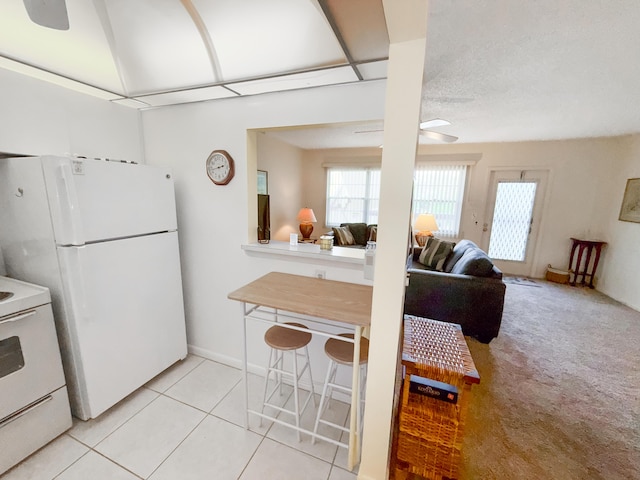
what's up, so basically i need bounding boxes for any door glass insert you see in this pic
[0,336,25,378]
[488,182,537,261]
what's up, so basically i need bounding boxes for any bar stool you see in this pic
[312,333,369,446]
[260,322,316,441]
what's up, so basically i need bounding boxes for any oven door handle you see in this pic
[0,310,36,325]
[0,394,53,429]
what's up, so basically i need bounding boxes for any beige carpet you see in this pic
[459,280,640,479]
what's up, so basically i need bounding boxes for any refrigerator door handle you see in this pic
[53,163,84,246]
[57,246,90,324]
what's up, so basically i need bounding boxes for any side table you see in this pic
[568,238,607,288]
[393,315,480,480]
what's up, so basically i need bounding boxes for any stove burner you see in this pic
[0,291,14,302]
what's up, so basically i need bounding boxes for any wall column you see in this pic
[359,1,429,478]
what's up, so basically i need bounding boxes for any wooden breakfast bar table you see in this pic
[227,272,372,470]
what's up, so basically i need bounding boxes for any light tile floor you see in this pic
[1,355,358,480]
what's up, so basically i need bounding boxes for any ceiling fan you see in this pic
[23,0,69,30]
[418,118,458,143]
[355,118,459,144]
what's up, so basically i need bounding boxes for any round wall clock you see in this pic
[206,150,235,185]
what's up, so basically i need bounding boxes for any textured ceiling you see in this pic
[2,1,640,146]
[268,0,640,147]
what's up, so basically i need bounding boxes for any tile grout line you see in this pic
[67,387,161,447]
[145,355,206,394]
[234,435,269,480]
[144,406,211,479]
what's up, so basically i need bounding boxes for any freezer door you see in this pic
[56,231,187,419]
[41,156,178,246]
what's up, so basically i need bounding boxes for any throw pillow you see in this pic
[443,239,477,273]
[341,222,367,246]
[332,226,355,246]
[450,248,494,277]
[418,237,455,271]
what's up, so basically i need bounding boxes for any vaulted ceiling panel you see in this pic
[99,0,215,96]
[191,0,347,82]
[0,0,387,106]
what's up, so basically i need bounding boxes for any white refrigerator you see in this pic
[0,156,188,420]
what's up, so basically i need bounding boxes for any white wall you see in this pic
[256,134,304,241]
[598,134,640,310]
[140,80,386,365]
[0,68,143,162]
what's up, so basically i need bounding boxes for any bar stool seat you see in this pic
[265,323,312,350]
[325,334,369,365]
[261,322,316,441]
[313,333,369,447]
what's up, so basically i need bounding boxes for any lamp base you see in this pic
[415,231,434,247]
[299,223,314,239]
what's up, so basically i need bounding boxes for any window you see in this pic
[326,168,380,225]
[326,164,466,237]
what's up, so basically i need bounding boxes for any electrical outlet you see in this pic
[315,270,326,279]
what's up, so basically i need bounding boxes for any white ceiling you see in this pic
[2,0,640,147]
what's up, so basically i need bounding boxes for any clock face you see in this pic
[206,150,235,185]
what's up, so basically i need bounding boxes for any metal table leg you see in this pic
[348,325,363,471]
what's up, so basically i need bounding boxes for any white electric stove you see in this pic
[0,276,72,474]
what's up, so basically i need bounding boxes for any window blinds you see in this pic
[412,164,466,238]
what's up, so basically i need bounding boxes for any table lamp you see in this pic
[414,213,439,246]
[297,207,317,239]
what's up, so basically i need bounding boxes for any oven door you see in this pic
[0,304,66,420]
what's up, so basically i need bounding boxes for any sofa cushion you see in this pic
[332,226,355,246]
[450,247,495,277]
[444,239,478,273]
[418,237,456,272]
[341,222,367,246]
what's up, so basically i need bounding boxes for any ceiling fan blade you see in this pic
[23,0,69,30]
[421,130,459,143]
[419,118,451,130]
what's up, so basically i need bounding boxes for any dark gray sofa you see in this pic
[404,239,506,343]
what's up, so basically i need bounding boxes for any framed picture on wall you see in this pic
[619,178,640,223]
[258,170,268,195]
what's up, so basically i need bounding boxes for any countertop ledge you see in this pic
[241,241,365,265]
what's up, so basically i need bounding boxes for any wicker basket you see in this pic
[546,265,570,284]
[394,315,480,480]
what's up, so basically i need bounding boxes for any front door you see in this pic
[481,170,548,276]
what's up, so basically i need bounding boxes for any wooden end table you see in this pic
[568,238,607,288]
